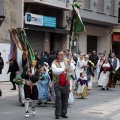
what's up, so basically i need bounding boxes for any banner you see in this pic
[72,3,86,33]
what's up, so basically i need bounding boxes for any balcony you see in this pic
[24,0,72,10]
[77,0,119,27]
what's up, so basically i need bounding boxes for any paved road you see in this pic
[0,82,120,120]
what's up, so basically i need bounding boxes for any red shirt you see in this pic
[58,73,69,86]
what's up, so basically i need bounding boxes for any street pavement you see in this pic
[0,81,120,120]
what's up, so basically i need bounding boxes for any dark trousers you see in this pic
[24,84,38,100]
[54,85,70,116]
[10,73,16,88]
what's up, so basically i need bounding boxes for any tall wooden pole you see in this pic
[69,10,75,59]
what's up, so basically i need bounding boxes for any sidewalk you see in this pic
[0,82,18,98]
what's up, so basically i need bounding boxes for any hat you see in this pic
[43,62,48,66]
[84,55,89,58]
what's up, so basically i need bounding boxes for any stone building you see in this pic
[71,0,119,57]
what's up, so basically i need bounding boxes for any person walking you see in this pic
[89,51,99,66]
[39,51,49,66]
[64,49,70,59]
[51,50,75,119]
[83,55,94,90]
[98,58,112,90]
[49,51,56,67]
[0,52,4,96]
[0,52,4,74]
[96,54,105,81]
[21,60,39,118]
[37,66,51,107]
[7,58,19,90]
[76,72,88,98]
[108,53,120,87]
[76,53,85,80]
[34,51,40,69]
[89,51,99,81]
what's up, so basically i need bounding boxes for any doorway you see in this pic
[87,35,97,53]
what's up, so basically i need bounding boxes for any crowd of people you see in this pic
[0,49,120,119]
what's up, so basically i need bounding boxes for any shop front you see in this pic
[24,12,69,54]
[112,33,120,55]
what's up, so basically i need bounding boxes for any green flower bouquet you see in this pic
[111,70,116,81]
[13,75,23,86]
[39,75,45,81]
[88,60,96,70]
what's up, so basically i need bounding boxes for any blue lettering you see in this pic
[27,14,31,22]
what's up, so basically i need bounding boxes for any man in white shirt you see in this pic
[109,53,119,71]
[52,50,75,119]
[108,52,120,87]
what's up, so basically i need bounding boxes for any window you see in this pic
[118,8,120,23]
[110,0,115,16]
[97,0,104,13]
[87,35,97,54]
[84,0,90,10]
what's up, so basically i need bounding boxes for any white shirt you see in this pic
[116,58,120,70]
[112,58,120,70]
[51,61,75,75]
[76,58,85,71]
[31,67,34,75]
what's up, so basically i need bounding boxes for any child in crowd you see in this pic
[43,62,49,74]
[76,72,88,98]
[37,66,51,107]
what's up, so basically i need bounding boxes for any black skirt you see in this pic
[24,84,38,100]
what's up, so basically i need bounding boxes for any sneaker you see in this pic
[42,102,45,107]
[102,88,105,90]
[25,111,29,118]
[31,107,36,115]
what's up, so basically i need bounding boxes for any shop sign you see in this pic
[43,16,56,28]
[25,12,56,28]
[112,34,120,42]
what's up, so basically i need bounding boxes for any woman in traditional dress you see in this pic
[83,55,94,90]
[96,54,105,81]
[98,58,112,90]
[76,54,85,80]
[37,66,51,107]
[68,78,74,104]
[76,72,88,98]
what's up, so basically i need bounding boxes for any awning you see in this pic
[0,16,5,26]
[112,34,120,42]
[24,24,70,35]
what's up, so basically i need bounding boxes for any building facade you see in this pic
[112,0,120,55]
[0,0,23,81]
[71,0,119,57]
[0,0,73,81]
[24,0,73,53]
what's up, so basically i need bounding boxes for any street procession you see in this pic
[0,0,120,120]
